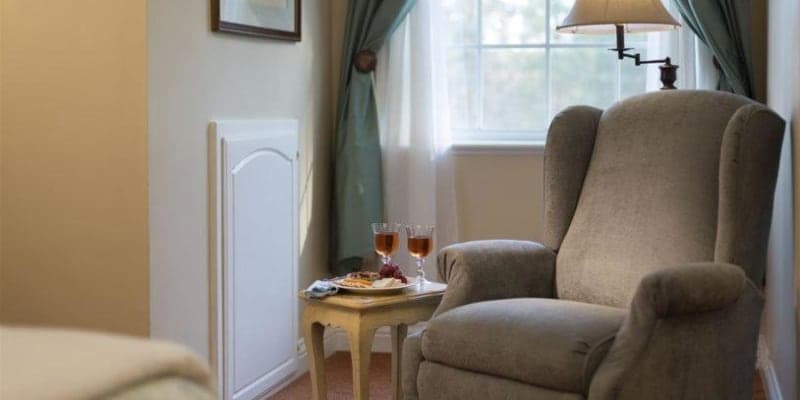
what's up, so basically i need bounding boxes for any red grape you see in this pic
[379,263,398,278]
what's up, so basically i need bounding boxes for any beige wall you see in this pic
[0,1,149,335]
[148,0,333,357]
[453,152,544,242]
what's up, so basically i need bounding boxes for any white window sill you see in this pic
[449,140,546,155]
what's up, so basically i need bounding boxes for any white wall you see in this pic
[148,0,332,358]
[765,0,799,398]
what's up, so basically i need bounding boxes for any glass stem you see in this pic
[416,258,425,286]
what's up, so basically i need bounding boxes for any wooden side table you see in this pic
[299,282,446,400]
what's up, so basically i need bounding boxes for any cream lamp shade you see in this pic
[556,0,680,34]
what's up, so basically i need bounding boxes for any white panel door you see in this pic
[210,121,298,400]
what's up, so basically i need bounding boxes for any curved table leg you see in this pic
[391,324,408,400]
[348,323,377,400]
[302,311,327,400]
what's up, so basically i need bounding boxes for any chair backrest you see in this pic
[549,90,785,308]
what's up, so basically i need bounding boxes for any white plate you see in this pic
[333,278,416,295]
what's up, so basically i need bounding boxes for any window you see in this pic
[443,0,667,143]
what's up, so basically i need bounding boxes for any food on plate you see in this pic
[372,277,402,288]
[379,263,397,278]
[351,271,381,281]
[337,277,373,288]
[378,263,408,283]
[336,266,409,289]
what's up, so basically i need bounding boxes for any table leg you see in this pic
[302,316,327,400]
[348,324,376,400]
[390,324,408,400]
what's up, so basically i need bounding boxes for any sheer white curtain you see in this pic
[374,0,458,281]
[645,0,718,91]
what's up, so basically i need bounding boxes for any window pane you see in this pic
[447,48,480,129]
[624,32,649,46]
[620,48,650,98]
[550,48,617,115]
[482,48,547,131]
[482,0,546,44]
[443,0,479,45]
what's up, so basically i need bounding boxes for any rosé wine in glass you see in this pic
[405,225,434,287]
[372,223,401,266]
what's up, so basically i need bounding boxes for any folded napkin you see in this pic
[305,280,340,299]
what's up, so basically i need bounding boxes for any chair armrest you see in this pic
[636,262,746,317]
[588,262,756,399]
[434,240,556,316]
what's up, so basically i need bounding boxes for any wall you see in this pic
[766,0,800,398]
[0,0,149,336]
[453,150,544,242]
[148,0,332,358]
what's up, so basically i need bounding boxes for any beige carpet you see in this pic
[271,352,392,400]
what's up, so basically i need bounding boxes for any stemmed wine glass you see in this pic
[372,223,401,266]
[405,225,434,287]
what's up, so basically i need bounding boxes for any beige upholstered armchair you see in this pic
[402,91,785,400]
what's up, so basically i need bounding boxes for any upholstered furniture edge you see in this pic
[589,262,763,399]
[434,240,557,316]
[715,104,786,286]
[544,105,603,250]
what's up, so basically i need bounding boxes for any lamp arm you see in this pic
[612,24,678,90]
[621,53,672,66]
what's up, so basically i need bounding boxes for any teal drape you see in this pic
[672,0,753,97]
[331,0,416,275]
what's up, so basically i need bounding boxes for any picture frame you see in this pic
[212,0,301,41]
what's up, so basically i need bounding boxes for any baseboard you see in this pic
[759,359,784,400]
[757,335,785,400]
[328,326,393,353]
[259,330,338,399]
[261,323,427,398]
[328,323,427,353]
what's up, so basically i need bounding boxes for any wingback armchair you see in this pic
[402,90,785,400]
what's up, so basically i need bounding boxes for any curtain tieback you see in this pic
[353,50,377,73]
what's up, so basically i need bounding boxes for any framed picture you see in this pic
[212,0,301,41]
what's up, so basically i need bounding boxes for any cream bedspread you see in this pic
[0,325,214,400]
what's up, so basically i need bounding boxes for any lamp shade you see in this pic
[556,0,680,34]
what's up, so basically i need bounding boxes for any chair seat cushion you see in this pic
[421,298,626,394]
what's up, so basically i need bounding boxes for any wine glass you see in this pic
[372,223,401,266]
[405,225,434,287]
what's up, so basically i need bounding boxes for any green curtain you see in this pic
[672,0,753,97]
[331,0,416,275]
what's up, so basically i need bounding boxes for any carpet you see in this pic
[271,352,392,399]
[271,352,765,399]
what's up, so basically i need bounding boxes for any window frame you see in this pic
[447,0,648,144]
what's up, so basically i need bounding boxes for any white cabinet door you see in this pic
[210,121,298,400]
